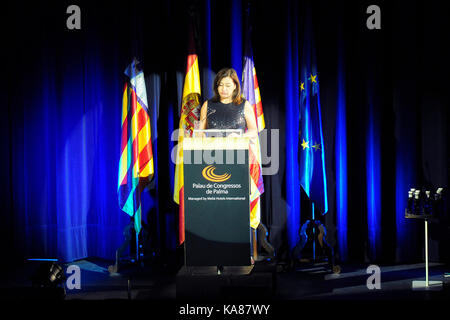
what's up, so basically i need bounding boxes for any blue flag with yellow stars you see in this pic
[298,10,328,215]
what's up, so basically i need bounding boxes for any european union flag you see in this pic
[298,11,328,215]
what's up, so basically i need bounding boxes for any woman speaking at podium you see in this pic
[198,68,258,265]
[198,68,258,138]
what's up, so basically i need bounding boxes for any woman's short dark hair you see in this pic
[211,68,243,105]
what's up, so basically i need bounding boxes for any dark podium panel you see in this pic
[183,137,251,266]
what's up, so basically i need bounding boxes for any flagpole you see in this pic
[312,202,315,261]
[136,231,139,262]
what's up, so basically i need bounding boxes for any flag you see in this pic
[174,20,201,244]
[298,12,328,215]
[118,59,154,235]
[242,16,265,229]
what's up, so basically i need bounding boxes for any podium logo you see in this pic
[202,165,231,182]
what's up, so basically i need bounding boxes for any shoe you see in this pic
[251,256,255,265]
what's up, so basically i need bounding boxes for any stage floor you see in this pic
[2,257,450,301]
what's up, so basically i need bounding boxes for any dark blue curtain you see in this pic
[284,0,301,251]
[6,9,126,262]
[1,1,168,264]
[1,0,449,269]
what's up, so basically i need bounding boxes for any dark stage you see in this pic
[1,257,450,318]
[2,257,449,300]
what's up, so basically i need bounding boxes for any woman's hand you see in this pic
[227,132,241,138]
[243,129,257,138]
[193,131,206,138]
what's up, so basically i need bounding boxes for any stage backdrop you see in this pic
[0,0,449,267]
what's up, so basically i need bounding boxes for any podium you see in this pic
[183,135,251,267]
[177,133,277,300]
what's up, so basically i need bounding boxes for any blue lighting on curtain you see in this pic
[168,99,175,195]
[395,160,408,258]
[27,258,59,262]
[366,97,381,261]
[336,93,348,260]
[336,28,348,261]
[203,0,214,99]
[395,133,416,261]
[146,73,161,244]
[285,0,300,250]
[11,27,134,263]
[231,0,243,78]
[167,90,176,252]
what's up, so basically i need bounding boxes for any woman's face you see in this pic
[218,76,236,101]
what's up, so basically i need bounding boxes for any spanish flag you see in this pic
[242,19,265,229]
[174,22,201,244]
[118,59,154,235]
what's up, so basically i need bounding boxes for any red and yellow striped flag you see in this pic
[118,59,154,235]
[174,24,201,244]
[242,29,265,229]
